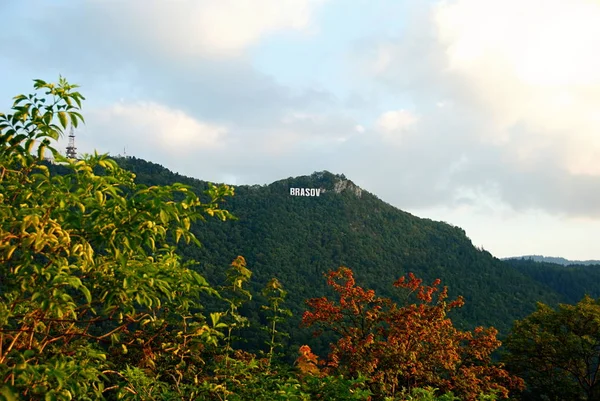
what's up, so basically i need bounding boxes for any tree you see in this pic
[0,77,235,399]
[302,267,523,400]
[504,296,600,401]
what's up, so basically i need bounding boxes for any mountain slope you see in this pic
[114,157,565,352]
[505,258,600,304]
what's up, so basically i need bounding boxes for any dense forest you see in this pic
[3,78,600,400]
[115,157,565,342]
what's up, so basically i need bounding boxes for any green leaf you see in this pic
[159,209,168,225]
[25,138,35,154]
[210,312,223,327]
[58,111,68,129]
[73,95,82,109]
[80,285,92,304]
[70,111,84,124]
[0,386,19,401]
[70,113,78,128]
[12,94,27,106]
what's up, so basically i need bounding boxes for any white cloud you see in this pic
[81,0,326,59]
[434,0,600,175]
[344,0,600,219]
[92,102,228,155]
[375,109,418,143]
[278,112,358,145]
[372,44,395,75]
[419,203,600,260]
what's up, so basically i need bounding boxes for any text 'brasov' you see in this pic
[290,188,321,197]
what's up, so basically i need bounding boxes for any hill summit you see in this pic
[267,171,364,198]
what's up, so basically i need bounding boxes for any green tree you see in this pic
[505,296,600,401]
[504,296,600,401]
[0,78,234,399]
[261,278,292,370]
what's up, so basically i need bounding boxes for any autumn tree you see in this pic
[302,267,523,400]
[504,296,600,401]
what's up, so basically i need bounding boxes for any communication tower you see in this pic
[66,125,77,159]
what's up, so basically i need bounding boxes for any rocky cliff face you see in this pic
[310,171,363,198]
[332,178,362,197]
[319,177,363,197]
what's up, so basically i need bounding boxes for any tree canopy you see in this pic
[504,296,600,400]
[302,267,524,400]
[0,78,242,399]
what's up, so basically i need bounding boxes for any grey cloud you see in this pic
[341,3,600,217]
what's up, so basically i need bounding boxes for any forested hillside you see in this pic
[115,157,563,347]
[506,258,600,304]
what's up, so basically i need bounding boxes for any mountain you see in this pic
[112,157,572,355]
[504,255,600,266]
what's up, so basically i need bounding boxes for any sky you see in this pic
[2,0,600,260]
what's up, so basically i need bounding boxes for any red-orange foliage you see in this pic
[302,267,524,400]
[296,345,321,377]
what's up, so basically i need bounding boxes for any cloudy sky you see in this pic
[2,0,600,260]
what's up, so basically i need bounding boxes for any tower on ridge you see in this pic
[66,125,77,159]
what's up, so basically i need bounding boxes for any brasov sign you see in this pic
[290,188,321,197]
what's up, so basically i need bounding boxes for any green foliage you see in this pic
[0,78,235,399]
[262,278,292,369]
[299,374,372,400]
[392,386,498,400]
[506,258,600,304]
[221,255,253,369]
[504,296,600,400]
[0,77,84,162]
[113,156,565,362]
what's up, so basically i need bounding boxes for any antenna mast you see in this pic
[66,125,77,159]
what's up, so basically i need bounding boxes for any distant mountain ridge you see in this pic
[504,255,600,266]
